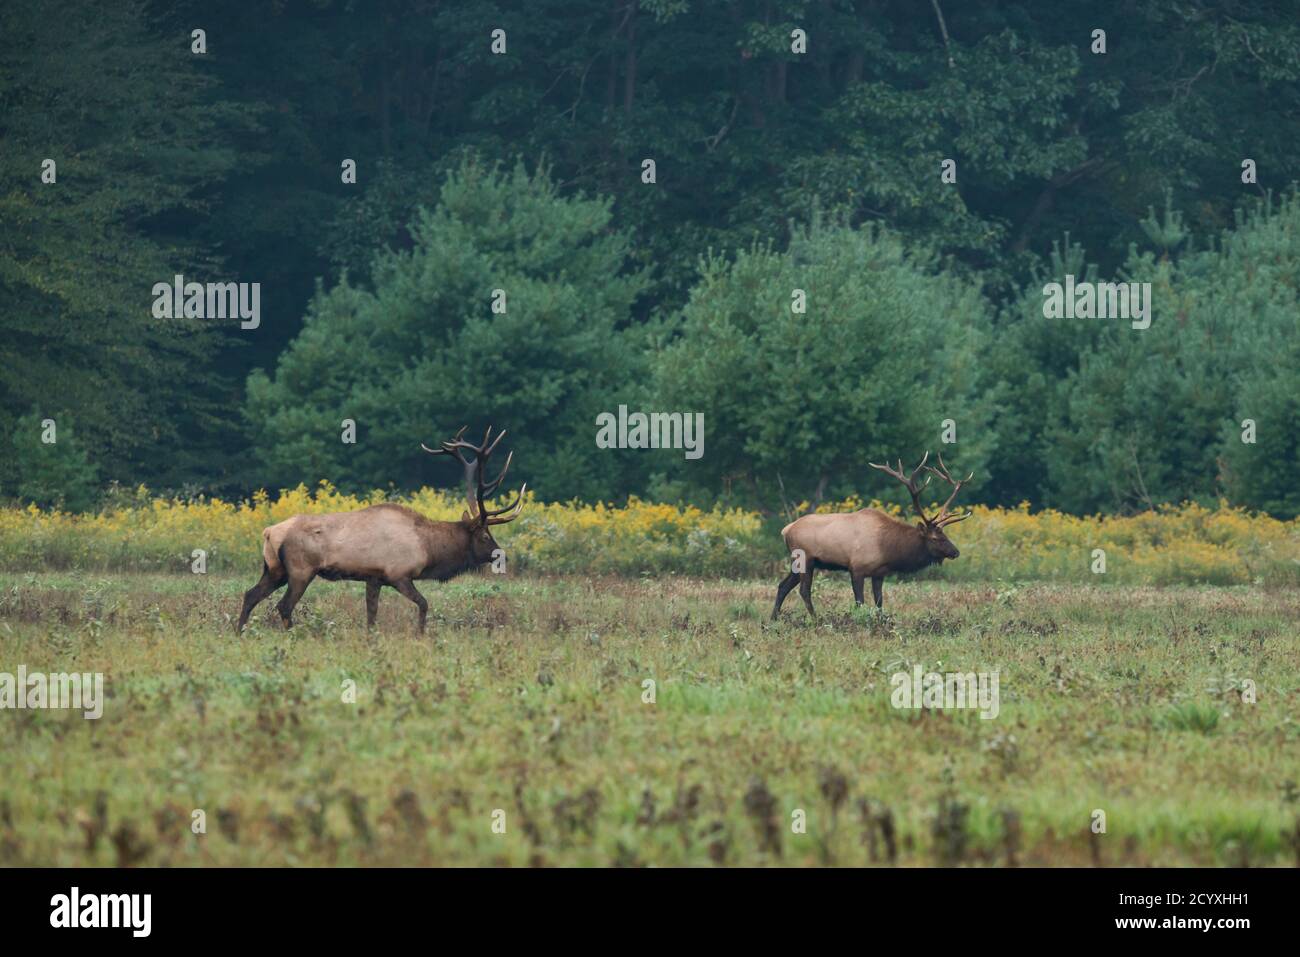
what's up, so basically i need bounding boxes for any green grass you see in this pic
[0,571,1297,866]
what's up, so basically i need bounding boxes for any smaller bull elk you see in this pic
[237,426,525,633]
[771,453,972,619]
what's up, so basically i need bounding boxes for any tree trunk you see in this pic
[606,1,620,111]
[623,1,638,114]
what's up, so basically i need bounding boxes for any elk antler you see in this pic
[481,482,527,526]
[422,425,526,525]
[422,425,477,516]
[924,452,974,526]
[868,452,933,522]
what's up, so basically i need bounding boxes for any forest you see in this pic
[3,1,1299,879]
[3,0,1299,517]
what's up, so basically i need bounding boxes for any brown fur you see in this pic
[237,504,504,633]
[771,507,961,619]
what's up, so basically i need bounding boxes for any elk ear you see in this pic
[460,510,474,524]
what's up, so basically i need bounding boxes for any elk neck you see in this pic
[891,520,937,573]
[417,517,479,581]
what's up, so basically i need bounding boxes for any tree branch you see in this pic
[930,0,955,69]
[1010,156,1106,253]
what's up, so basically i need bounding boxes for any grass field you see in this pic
[6,490,1300,586]
[1,570,1297,866]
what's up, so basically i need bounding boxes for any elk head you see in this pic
[422,425,527,563]
[868,452,972,562]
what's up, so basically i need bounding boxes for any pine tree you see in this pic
[245,157,649,500]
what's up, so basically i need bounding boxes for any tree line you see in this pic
[2,1,1298,516]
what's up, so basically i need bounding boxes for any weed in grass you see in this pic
[1160,700,1222,734]
[0,574,1295,865]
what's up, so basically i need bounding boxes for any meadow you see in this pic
[1,570,1296,867]
[3,484,1300,585]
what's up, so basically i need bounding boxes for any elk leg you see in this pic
[391,578,428,633]
[237,564,287,631]
[365,579,381,628]
[770,571,800,621]
[851,573,865,606]
[871,576,884,609]
[276,573,315,629]
[798,569,816,618]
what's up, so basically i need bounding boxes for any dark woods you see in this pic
[3,1,1299,516]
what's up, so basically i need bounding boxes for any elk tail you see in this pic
[262,529,285,578]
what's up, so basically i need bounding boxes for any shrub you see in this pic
[1,488,1297,585]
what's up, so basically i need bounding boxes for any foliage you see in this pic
[3,489,1297,586]
[651,216,996,510]
[245,157,650,501]
[989,192,1300,517]
[4,411,99,512]
[3,1,1300,517]
[0,0,248,489]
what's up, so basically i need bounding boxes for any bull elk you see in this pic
[236,426,526,633]
[771,452,972,619]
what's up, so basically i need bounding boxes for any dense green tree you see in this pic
[0,0,247,493]
[650,216,996,513]
[6,411,100,512]
[1189,194,1300,518]
[163,0,1293,326]
[1222,373,1300,518]
[245,157,650,500]
[989,192,1300,516]
[4,0,1299,511]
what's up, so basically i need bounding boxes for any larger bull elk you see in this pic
[237,426,525,633]
[771,453,972,619]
